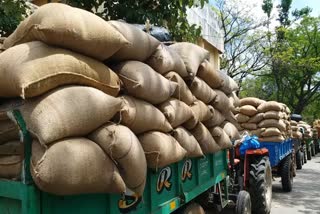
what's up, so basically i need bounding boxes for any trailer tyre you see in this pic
[311,144,315,156]
[249,156,272,214]
[307,147,312,160]
[281,156,293,192]
[303,145,307,163]
[235,191,251,214]
[296,151,302,170]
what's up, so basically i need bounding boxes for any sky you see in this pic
[292,0,320,17]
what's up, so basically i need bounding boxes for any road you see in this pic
[271,153,320,214]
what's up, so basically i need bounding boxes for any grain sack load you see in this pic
[172,127,204,158]
[0,120,20,144]
[146,44,189,78]
[259,136,285,142]
[31,139,126,195]
[138,131,186,169]
[264,111,284,120]
[260,127,282,137]
[258,119,286,132]
[239,105,258,117]
[218,70,239,95]
[119,96,172,134]
[114,61,177,104]
[197,60,223,88]
[159,98,193,128]
[89,123,147,195]
[240,97,265,108]
[229,92,240,111]
[257,101,284,113]
[241,123,258,130]
[169,42,210,76]
[109,21,160,61]
[211,89,231,113]
[209,127,232,149]
[248,113,264,123]
[183,100,213,129]
[20,86,122,145]
[190,77,217,104]
[165,71,196,105]
[0,41,121,98]
[221,121,241,141]
[4,3,129,60]
[191,123,221,154]
[235,113,250,123]
[0,141,23,179]
[203,108,226,127]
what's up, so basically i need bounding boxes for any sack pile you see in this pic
[290,120,302,139]
[298,121,312,139]
[313,119,320,138]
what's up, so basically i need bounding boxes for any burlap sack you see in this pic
[0,42,121,98]
[114,61,177,104]
[197,60,223,88]
[119,96,172,134]
[239,105,257,117]
[183,203,205,214]
[240,97,265,107]
[292,131,302,139]
[190,77,217,104]
[203,108,226,127]
[165,72,196,105]
[229,92,240,107]
[211,89,231,113]
[209,127,232,149]
[258,119,286,131]
[191,123,221,154]
[221,121,241,141]
[172,127,203,158]
[250,128,265,137]
[4,3,129,60]
[89,123,147,195]
[218,71,239,95]
[235,113,250,123]
[109,21,160,61]
[259,136,285,142]
[31,138,126,195]
[264,111,283,120]
[139,131,186,169]
[241,123,258,130]
[0,120,20,144]
[20,86,122,145]
[146,44,189,78]
[248,113,264,123]
[261,127,282,137]
[0,141,23,179]
[183,101,213,129]
[159,98,193,128]
[257,101,284,113]
[291,126,298,131]
[169,42,209,76]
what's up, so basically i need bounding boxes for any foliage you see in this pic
[277,0,292,27]
[66,0,208,42]
[262,0,273,19]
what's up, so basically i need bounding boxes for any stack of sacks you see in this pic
[290,120,302,139]
[312,128,318,139]
[313,119,320,138]
[298,121,312,139]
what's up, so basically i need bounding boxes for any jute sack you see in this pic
[258,119,286,131]
[197,60,223,88]
[261,127,282,137]
[0,42,121,98]
[191,123,221,154]
[138,131,187,169]
[235,113,250,123]
[159,98,193,128]
[259,136,285,142]
[0,120,20,144]
[31,139,126,195]
[257,101,284,113]
[229,92,240,108]
[292,131,302,139]
[169,42,209,76]
[183,101,213,129]
[221,122,240,141]
[165,72,196,105]
[172,127,204,158]
[20,86,122,145]
[211,89,231,113]
[3,3,129,61]
[89,123,147,195]
[146,44,189,78]
[0,141,23,179]
[291,126,298,131]
[218,71,239,95]
[239,105,257,117]
[183,203,205,214]
[240,97,265,107]
[209,127,232,149]
[190,77,217,104]
[250,128,265,137]
[248,113,264,123]
[264,111,283,120]
[241,123,258,130]
[119,96,172,134]
[109,21,160,61]
[203,108,226,128]
[114,61,177,104]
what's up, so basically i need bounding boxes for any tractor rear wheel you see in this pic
[307,146,312,160]
[303,145,307,163]
[235,191,251,214]
[281,156,293,192]
[248,156,272,214]
[296,151,303,170]
[311,144,315,156]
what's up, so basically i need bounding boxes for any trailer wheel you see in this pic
[235,191,251,214]
[296,151,303,170]
[307,146,312,160]
[303,145,307,163]
[248,156,272,214]
[315,141,319,154]
[281,156,293,192]
[182,203,205,214]
[311,144,315,156]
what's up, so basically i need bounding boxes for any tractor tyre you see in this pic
[235,190,251,214]
[281,156,293,192]
[307,146,312,160]
[303,145,307,163]
[248,156,272,214]
[311,144,315,156]
[296,151,303,170]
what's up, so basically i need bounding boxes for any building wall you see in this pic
[197,38,221,71]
